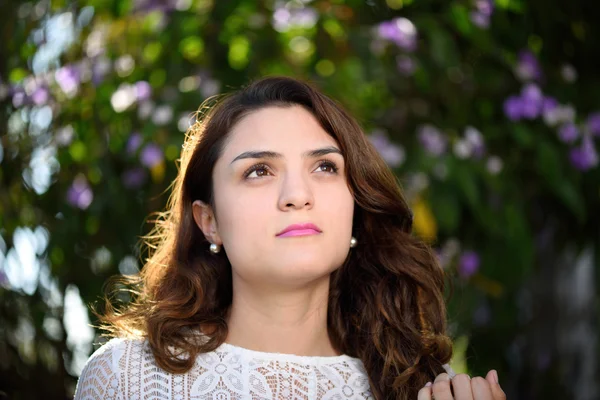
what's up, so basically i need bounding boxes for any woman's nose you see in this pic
[277,172,314,210]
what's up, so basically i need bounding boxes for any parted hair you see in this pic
[97,76,453,400]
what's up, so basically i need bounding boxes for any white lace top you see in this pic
[73,337,375,399]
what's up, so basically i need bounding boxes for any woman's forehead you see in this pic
[221,106,339,161]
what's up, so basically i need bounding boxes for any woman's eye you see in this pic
[316,161,339,174]
[244,164,271,179]
[243,160,338,180]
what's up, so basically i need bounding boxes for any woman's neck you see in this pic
[224,274,341,357]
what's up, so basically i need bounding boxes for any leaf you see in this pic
[535,141,586,222]
[495,0,525,12]
[454,164,481,208]
[554,179,586,223]
[511,125,534,148]
[449,4,473,36]
[429,27,460,68]
[430,185,461,233]
[503,203,534,279]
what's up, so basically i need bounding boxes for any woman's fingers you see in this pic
[485,370,507,400]
[471,376,494,400]
[422,369,505,400]
[418,382,433,400]
[451,374,474,400]
[432,373,454,400]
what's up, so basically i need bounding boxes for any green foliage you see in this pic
[1,0,599,398]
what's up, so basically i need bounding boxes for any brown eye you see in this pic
[243,163,272,179]
[316,161,339,174]
[254,167,269,176]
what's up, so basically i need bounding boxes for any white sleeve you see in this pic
[442,363,457,378]
[73,338,125,400]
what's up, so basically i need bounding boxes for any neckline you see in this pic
[217,341,359,365]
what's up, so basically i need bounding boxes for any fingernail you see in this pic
[425,382,432,387]
[492,370,499,384]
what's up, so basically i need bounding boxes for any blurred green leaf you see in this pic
[449,4,473,36]
[229,35,250,70]
[180,36,205,61]
[453,164,481,208]
[430,185,461,233]
[1,1,599,398]
[69,141,87,162]
[511,124,535,148]
[495,0,524,12]
[9,67,28,83]
[427,23,460,68]
[535,141,586,222]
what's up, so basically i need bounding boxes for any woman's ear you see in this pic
[192,200,222,245]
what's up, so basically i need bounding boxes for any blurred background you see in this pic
[1,0,599,399]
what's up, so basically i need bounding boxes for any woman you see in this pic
[74,76,505,399]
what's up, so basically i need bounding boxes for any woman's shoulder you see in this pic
[87,336,146,366]
[74,337,147,399]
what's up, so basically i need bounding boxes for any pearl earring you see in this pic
[350,236,357,248]
[209,243,221,254]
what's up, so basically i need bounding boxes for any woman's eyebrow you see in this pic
[229,146,343,165]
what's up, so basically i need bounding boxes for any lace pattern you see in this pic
[74,338,375,399]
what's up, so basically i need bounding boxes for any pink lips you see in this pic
[276,223,322,238]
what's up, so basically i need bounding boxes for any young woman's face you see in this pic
[198,105,355,289]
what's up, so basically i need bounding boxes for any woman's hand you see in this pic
[418,370,506,400]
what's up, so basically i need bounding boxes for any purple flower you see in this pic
[561,64,577,83]
[569,136,599,171]
[417,124,448,156]
[294,8,319,28]
[543,103,575,127]
[396,55,416,76]
[369,129,388,151]
[464,126,486,159]
[475,0,494,16]
[558,123,579,143]
[503,96,522,121]
[91,57,111,86]
[134,81,152,101]
[470,11,490,28]
[66,175,93,210]
[458,251,480,278]
[541,96,559,124]
[31,86,49,105]
[12,89,29,108]
[55,65,80,96]
[140,143,163,168]
[381,146,405,167]
[542,97,558,115]
[272,8,292,31]
[272,6,318,32]
[368,130,405,167]
[585,112,600,137]
[122,167,147,189]
[377,18,417,52]
[520,83,543,119]
[126,132,143,155]
[486,155,503,175]
[515,50,542,82]
[134,0,178,13]
[377,20,398,40]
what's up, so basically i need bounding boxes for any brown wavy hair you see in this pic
[97,76,453,400]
